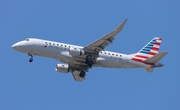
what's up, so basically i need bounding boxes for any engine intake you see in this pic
[69,47,84,56]
[56,64,70,73]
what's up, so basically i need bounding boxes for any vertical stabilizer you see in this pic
[131,37,162,63]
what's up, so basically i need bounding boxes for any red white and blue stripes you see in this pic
[131,37,162,63]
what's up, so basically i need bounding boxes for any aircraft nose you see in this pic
[12,42,20,50]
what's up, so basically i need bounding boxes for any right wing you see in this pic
[67,19,128,82]
[82,19,128,68]
[84,19,128,53]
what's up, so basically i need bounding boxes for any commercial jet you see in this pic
[12,19,168,82]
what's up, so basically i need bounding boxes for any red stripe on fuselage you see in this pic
[135,55,149,59]
[131,58,143,62]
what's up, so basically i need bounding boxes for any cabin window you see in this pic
[112,54,114,55]
[116,54,118,56]
[120,55,122,57]
[108,53,110,55]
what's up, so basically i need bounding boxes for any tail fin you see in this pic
[131,37,162,62]
[138,37,162,56]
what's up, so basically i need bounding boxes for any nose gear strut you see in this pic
[28,53,33,62]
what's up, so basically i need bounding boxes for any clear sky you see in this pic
[0,0,180,110]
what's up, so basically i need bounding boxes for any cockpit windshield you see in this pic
[24,38,29,41]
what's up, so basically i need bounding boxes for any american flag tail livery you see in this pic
[131,37,168,72]
[131,37,162,62]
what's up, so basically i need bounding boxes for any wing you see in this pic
[68,63,88,82]
[83,19,128,53]
[68,19,128,82]
[71,70,85,82]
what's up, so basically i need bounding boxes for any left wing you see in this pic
[71,70,85,82]
[68,63,88,82]
[83,19,128,53]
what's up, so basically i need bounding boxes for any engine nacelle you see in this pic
[55,64,70,73]
[69,47,84,56]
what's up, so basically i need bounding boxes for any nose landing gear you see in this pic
[28,53,33,62]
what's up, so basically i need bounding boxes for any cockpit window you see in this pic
[25,38,29,41]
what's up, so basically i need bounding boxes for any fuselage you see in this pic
[12,38,151,69]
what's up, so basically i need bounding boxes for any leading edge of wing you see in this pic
[84,18,128,52]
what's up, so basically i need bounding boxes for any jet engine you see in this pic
[55,64,70,73]
[69,47,84,56]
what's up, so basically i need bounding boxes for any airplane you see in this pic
[12,19,168,82]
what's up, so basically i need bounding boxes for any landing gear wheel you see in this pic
[29,58,33,62]
[85,59,93,67]
[28,53,34,63]
[79,71,85,77]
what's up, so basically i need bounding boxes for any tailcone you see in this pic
[153,63,164,68]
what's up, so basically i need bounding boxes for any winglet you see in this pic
[115,18,128,33]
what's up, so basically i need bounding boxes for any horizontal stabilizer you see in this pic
[143,52,168,63]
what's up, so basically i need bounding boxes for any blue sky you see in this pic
[0,0,180,110]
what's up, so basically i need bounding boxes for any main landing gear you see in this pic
[85,58,93,67]
[28,53,33,62]
[79,71,86,78]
